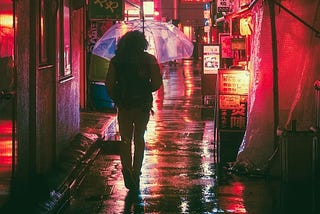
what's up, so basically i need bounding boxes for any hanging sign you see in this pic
[181,0,211,3]
[88,0,124,20]
[203,3,211,33]
[217,0,231,12]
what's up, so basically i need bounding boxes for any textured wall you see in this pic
[55,8,82,160]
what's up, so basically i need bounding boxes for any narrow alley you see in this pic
[61,60,281,214]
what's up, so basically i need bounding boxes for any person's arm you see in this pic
[105,60,117,100]
[149,55,163,92]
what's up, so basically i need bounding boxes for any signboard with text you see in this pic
[89,0,124,20]
[203,44,220,74]
[217,0,231,12]
[218,69,249,130]
[181,0,211,3]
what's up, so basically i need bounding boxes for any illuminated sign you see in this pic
[203,44,220,74]
[240,0,252,7]
[219,71,249,95]
[217,0,231,12]
[218,69,250,130]
[89,0,124,20]
[181,0,211,3]
[240,16,252,36]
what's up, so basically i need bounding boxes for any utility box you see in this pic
[279,131,320,184]
[201,44,220,119]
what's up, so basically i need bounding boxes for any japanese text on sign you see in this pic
[217,0,231,12]
[181,0,211,3]
[203,45,220,74]
[93,0,119,13]
[219,72,249,94]
[218,69,249,130]
[89,0,123,20]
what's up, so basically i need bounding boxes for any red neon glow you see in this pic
[0,12,14,57]
[0,120,13,172]
[219,181,247,213]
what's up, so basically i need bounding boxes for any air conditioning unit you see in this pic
[280,131,319,184]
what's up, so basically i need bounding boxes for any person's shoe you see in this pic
[122,169,134,190]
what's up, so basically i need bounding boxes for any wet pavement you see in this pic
[61,60,319,214]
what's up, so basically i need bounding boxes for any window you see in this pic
[60,0,72,80]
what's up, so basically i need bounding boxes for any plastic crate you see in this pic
[90,82,115,109]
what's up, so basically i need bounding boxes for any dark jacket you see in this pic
[105,52,162,109]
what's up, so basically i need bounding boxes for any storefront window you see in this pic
[60,0,72,80]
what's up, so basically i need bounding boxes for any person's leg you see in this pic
[118,109,134,189]
[132,108,150,189]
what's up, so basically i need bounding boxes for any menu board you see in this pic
[218,69,249,130]
[219,71,249,94]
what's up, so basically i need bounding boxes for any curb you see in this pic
[37,135,102,214]
[37,114,118,213]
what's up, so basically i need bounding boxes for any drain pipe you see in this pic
[173,0,178,20]
[268,0,280,149]
[140,0,144,35]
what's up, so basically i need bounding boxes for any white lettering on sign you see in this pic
[217,0,231,12]
[87,22,99,53]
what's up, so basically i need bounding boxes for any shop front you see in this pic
[214,0,320,181]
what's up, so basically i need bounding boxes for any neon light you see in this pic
[240,16,252,36]
[0,14,13,28]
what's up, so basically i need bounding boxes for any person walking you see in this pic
[105,30,163,193]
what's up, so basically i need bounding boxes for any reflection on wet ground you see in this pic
[0,103,13,205]
[63,60,319,214]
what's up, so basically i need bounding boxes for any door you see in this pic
[34,0,57,173]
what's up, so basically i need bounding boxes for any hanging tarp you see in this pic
[234,0,320,171]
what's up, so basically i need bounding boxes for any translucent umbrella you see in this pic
[92,19,194,63]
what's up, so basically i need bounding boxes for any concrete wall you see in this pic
[15,0,32,186]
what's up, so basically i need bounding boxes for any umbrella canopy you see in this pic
[92,19,194,63]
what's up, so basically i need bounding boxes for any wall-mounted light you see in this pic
[0,14,13,29]
[154,10,159,17]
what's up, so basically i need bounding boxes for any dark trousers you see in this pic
[117,107,150,176]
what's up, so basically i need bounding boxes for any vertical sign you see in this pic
[203,2,211,33]
[203,44,220,74]
[89,0,124,20]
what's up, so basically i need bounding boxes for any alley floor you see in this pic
[61,60,318,214]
